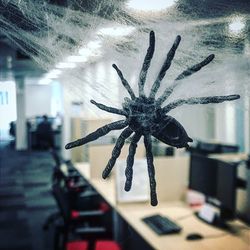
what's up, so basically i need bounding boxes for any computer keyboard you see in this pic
[142,214,182,235]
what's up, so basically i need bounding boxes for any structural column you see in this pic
[15,76,28,150]
[61,82,71,160]
[215,103,236,144]
[244,96,250,152]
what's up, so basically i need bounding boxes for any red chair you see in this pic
[67,241,89,250]
[95,241,120,250]
[66,240,121,250]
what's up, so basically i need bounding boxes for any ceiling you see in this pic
[0,0,249,93]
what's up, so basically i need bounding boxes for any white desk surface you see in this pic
[75,162,250,250]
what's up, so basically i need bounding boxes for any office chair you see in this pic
[50,150,89,191]
[52,183,120,250]
[51,161,101,211]
[50,150,87,190]
[44,154,101,232]
[50,148,62,166]
[52,164,86,190]
[50,150,82,181]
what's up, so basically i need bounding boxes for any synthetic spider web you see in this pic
[65,31,240,206]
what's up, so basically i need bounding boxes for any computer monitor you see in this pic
[189,154,237,227]
[219,144,239,153]
[189,140,239,155]
[216,160,237,219]
[189,154,218,197]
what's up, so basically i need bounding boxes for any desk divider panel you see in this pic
[89,144,190,204]
[89,144,145,179]
[70,118,112,162]
[154,156,190,203]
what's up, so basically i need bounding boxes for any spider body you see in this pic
[66,31,240,206]
[126,96,160,132]
[152,115,193,148]
[125,96,192,148]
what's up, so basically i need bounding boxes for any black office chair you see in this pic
[51,183,117,250]
[50,150,87,188]
[52,162,101,209]
[44,153,101,233]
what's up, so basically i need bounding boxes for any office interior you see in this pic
[0,0,250,249]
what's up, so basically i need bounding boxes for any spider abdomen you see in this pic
[152,115,193,148]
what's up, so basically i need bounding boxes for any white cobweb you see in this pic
[0,0,250,132]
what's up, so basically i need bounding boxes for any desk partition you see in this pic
[154,156,190,202]
[89,143,145,179]
[70,118,112,162]
[88,144,190,204]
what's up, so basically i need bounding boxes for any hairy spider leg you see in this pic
[65,120,128,149]
[149,35,181,99]
[102,127,133,179]
[176,54,215,81]
[138,30,155,97]
[112,64,136,100]
[162,95,240,113]
[157,54,215,106]
[144,134,158,206]
[124,133,142,191]
[90,100,128,116]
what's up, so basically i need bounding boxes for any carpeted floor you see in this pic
[0,141,58,250]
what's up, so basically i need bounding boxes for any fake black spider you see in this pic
[65,31,240,206]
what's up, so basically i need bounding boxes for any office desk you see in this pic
[75,163,250,250]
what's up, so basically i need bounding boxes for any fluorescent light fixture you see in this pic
[78,40,102,56]
[78,39,103,59]
[67,55,88,63]
[79,48,102,58]
[46,69,62,79]
[229,17,245,34]
[87,40,102,50]
[78,48,93,58]
[38,78,52,85]
[126,0,176,11]
[98,26,135,37]
[56,62,76,69]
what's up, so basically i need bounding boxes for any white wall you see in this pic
[25,84,52,117]
[0,80,17,140]
[168,106,215,142]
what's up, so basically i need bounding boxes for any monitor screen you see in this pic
[219,145,239,153]
[189,154,218,197]
[189,140,239,155]
[216,161,237,212]
[189,154,237,216]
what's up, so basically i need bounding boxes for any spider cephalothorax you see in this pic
[65,31,240,206]
[124,96,192,148]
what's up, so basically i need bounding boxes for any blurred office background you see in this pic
[0,0,250,250]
